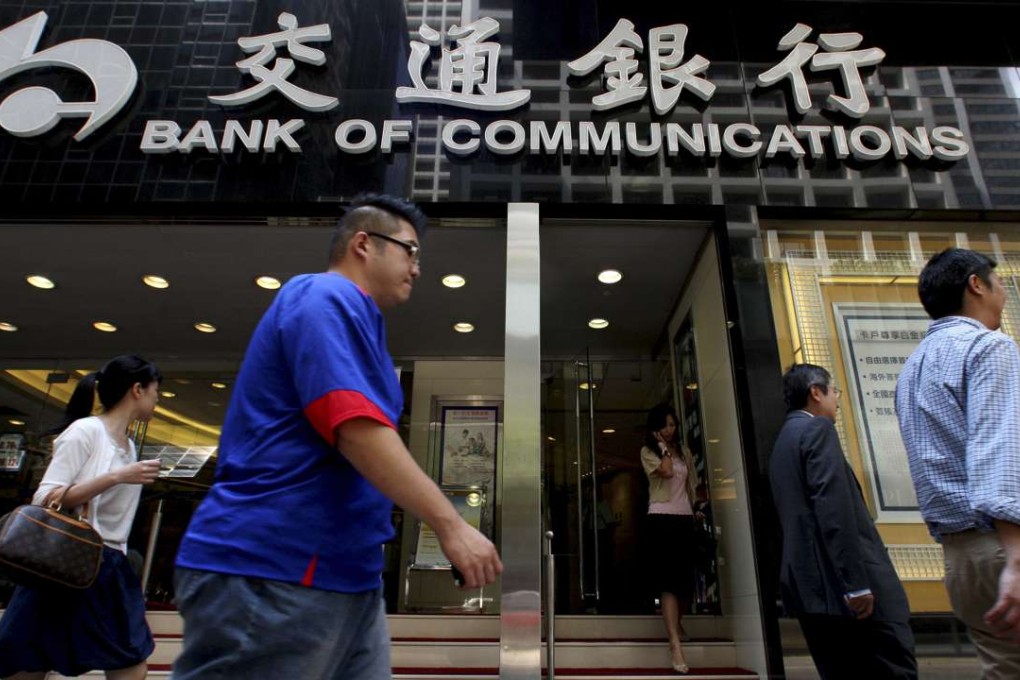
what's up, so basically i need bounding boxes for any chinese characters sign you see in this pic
[568,19,715,113]
[396,18,530,111]
[756,23,885,117]
[0,10,969,165]
[210,12,338,112]
[0,433,25,472]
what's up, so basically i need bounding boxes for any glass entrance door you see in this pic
[540,216,716,615]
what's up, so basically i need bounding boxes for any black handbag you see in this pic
[0,487,103,590]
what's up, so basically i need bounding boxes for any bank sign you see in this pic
[0,11,969,164]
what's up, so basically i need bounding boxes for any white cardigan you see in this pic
[33,416,142,553]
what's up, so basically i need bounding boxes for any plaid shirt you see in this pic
[896,315,1020,540]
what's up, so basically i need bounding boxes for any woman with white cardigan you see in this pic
[0,355,163,680]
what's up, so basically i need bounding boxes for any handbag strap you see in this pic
[43,485,91,521]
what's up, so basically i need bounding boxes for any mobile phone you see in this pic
[451,565,465,587]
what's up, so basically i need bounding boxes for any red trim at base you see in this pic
[301,553,319,586]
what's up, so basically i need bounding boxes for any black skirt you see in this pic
[643,513,696,600]
[0,546,155,676]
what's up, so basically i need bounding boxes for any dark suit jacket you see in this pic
[769,411,909,622]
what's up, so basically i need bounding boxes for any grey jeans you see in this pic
[170,568,390,680]
[943,530,1020,680]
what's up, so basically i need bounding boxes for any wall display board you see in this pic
[834,303,929,522]
[140,445,217,479]
[411,486,486,569]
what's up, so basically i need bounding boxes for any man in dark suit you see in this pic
[770,364,917,679]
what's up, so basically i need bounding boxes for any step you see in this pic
[389,639,734,669]
[144,610,727,640]
[141,636,736,669]
[553,615,727,641]
[390,614,726,641]
[55,669,756,680]
[38,610,755,679]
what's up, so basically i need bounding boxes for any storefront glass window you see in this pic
[763,220,1020,612]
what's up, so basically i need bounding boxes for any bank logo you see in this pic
[0,12,138,141]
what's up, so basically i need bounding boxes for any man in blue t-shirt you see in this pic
[171,194,502,680]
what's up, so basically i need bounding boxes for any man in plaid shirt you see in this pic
[897,247,1020,679]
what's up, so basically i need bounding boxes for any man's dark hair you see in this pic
[328,193,427,264]
[782,363,831,411]
[918,247,997,320]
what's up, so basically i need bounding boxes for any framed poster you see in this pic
[438,405,498,492]
[834,302,930,522]
[0,433,25,472]
[412,486,487,568]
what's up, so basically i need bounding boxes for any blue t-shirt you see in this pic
[175,272,403,593]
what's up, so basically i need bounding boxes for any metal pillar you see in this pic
[500,203,542,680]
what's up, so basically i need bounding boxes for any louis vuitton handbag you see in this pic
[0,487,103,590]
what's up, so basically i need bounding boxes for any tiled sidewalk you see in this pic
[784,654,981,679]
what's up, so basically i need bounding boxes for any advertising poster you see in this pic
[439,406,497,491]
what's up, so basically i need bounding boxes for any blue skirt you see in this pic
[0,546,155,676]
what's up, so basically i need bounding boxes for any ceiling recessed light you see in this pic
[210,382,227,389]
[453,322,475,333]
[588,318,609,329]
[26,274,55,289]
[0,322,18,332]
[597,269,623,284]
[602,428,616,434]
[547,436,556,442]
[8,419,25,426]
[92,321,118,333]
[142,274,170,289]
[194,322,217,333]
[442,274,466,288]
[159,391,176,399]
[255,275,281,290]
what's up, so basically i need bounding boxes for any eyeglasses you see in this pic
[366,232,421,264]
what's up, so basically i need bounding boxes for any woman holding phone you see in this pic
[0,355,163,680]
[640,403,699,675]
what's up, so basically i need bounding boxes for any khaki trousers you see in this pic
[943,530,1020,679]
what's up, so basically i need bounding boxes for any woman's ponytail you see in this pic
[53,371,99,434]
[49,355,161,434]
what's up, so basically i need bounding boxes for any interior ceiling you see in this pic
[0,216,710,440]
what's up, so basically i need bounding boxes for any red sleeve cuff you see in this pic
[304,390,396,446]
